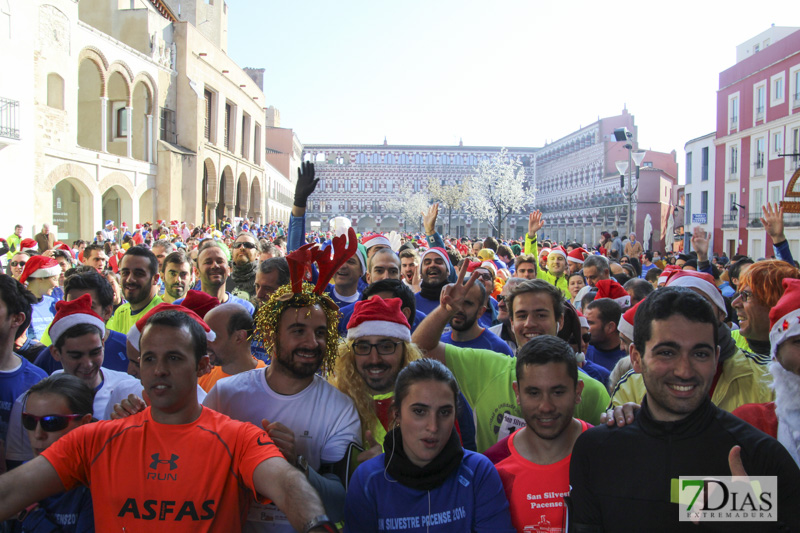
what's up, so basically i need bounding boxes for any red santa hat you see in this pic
[347,297,411,342]
[658,265,681,286]
[665,270,726,316]
[135,224,142,230]
[127,303,216,351]
[421,247,451,268]
[20,238,38,253]
[156,219,165,225]
[362,234,391,250]
[568,247,588,264]
[19,255,61,285]
[617,300,643,342]
[769,278,800,360]
[548,246,567,260]
[53,241,71,252]
[595,279,631,309]
[576,310,589,329]
[181,290,220,319]
[49,294,106,347]
[538,247,551,258]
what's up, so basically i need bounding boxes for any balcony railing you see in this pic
[730,117,738,129]
[0,97,20,140]
[756,105,765,120]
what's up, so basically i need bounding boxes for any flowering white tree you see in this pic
[427,176,473,237]
[466,148,531,237]
[386,183,431,233]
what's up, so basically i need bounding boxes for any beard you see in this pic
[274,347,323,379]
[450,312,478,332]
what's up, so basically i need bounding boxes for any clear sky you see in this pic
[226,0,799,180]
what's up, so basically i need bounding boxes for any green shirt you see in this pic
[445,343,609,453]
[106,295,163,334]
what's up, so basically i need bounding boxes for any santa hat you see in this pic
[105,220,114,226]
[362,234,391,250]
[617,300,643,342]
[156,220,165,225]
[538,247,551,258]
[20,238,38,253]
[347,297,410,342]
[53,241,71,252]
[768,278,800,360]
[568,247,588,264]
[595,279,631,309]
[49,294,106,347]
[548,246,567,260]
[576,310,589,329]
[421,247,451,268]
[127,303,216,352]
[19,255,61,285]
[181,290,220,319]
[135,224,142,230]
[665,270,726,316]
[658,265,681,286]
[121,222,128,228]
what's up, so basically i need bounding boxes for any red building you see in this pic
[713,26,800,259]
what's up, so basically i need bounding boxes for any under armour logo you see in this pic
[150,453,179,470]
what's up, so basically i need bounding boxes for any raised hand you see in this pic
[293,161,319,208]
[110,394,147,420]
[423,203,439,236]
[440,260,478,315]
[528,210,545,237]
[690,226,710,261]
[760,203,786,244]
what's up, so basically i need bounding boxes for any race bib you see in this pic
[498,413,525,442]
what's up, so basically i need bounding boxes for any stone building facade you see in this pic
[0,0,294,244]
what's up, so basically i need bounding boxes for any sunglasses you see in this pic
[582,332,591,344]
[22,412,85,432]
[10,261,26,267]
[233,242,256,249]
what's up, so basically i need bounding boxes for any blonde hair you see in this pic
[330,338,423,434]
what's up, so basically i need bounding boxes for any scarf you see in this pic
[419,280,448,302]
[383,426,464,491]
[231,261,257,284]
[771,361,800,466]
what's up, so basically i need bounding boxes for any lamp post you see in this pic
[613,128,646,236]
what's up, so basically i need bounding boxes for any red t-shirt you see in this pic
[733,402,778,438]
[42,406,283,532]
[494,420,590,533]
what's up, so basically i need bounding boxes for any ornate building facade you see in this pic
[301,142,537,237]
[535,108,679,250]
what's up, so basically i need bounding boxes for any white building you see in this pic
[683,132,716,252]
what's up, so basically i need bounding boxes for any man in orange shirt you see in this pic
[200,303,266,392]
[485,335,589,533]
[0,309,337,533]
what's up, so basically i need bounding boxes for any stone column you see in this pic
[146,114,153,163]
[125,106,133,159]
[100,97,108,152]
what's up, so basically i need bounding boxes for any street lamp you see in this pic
[613,127,646,235]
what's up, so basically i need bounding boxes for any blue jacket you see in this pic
[344,449,514,532]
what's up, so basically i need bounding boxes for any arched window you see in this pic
[47,73,64,110]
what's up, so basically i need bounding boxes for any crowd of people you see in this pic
[0,160,798,532]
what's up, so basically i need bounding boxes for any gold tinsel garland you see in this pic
[252,282,342,375]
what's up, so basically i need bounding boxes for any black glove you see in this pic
[294,161,319,208]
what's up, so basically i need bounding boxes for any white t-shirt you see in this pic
[203,368,361,532]
[6,368,137,462]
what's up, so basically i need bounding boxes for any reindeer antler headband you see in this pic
[253,227,358,373]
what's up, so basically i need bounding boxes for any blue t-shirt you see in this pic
[414,292,439,316]
[586,344,627,372]
[338,302,426,336]
[15,486,94,533]
[580,359,611,387]
[441,328,514,357]
[640,263,657,279]
[324,284,361,309]
[1,356,47,463]
[344,449,515,533]
[29,295,57,343]
[33,330,129,375]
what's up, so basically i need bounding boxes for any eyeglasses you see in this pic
[233,242,256,249]
[738,290,754,303]
[10,261,26,267]
[21,413,84,432]
[352,340,402,356]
